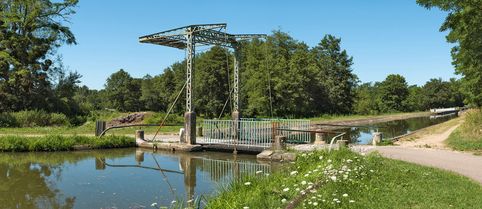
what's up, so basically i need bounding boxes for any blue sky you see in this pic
[58,0,456,90]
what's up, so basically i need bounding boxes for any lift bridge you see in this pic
[139,24,312,150]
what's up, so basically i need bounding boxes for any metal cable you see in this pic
[151,81,187,141]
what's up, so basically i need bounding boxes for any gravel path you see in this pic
[372,146,482,184]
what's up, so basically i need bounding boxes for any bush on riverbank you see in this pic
[0,110,71,127]
[0,135,135,152]
[447,109,482,154]
[207,149,482,209]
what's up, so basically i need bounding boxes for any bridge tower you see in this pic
[139,23,265,144]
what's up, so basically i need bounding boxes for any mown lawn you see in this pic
[446,109,482,154]
[207,149,482,209]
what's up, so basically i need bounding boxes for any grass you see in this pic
[0,123,182,136]
[207,149,482,209]
[0,135,135,152]
[446,109,482,154]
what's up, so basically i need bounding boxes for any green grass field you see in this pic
[207,149,482,209]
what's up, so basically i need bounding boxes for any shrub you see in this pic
[12,110,52,127]
[49,113,71,126]
[0,110,72,127]
[144,112,184,125]
[0,113,17,127]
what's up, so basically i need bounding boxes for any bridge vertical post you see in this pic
[184,27,196,144]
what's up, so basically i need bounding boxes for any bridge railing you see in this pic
[202,118,311,148]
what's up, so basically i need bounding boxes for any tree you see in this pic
[422,78,465,109]
[354,83,379,114]
[194,46,231,118]
[378,74,409,112]
[104,69,141,112]
[140,74,162,111]
[312,35,358,114]
[0,0,78,112]
[406,85,425,111]
[417,0,482,106]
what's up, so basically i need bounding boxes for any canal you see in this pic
[324,114,458,144]
[0,148,281,209]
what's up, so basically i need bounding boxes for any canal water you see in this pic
[0,148,280,209]
[324,114,458,144]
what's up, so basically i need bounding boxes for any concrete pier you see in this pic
[184,111,196,144]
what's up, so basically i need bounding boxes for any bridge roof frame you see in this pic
[139,23,266,49]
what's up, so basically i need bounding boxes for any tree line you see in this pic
[76,35,465,119]
[0,0,479,125]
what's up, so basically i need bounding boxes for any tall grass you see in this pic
[447,109,482,153]
[0,135,135,152]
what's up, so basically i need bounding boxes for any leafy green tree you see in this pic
[354,83,379,114]
[417,0,482,106]
[377,74,409,112]
[0,0,78,112]
[104,69,141,112]
[422,78,465,109]
[194,46,231,118]
[312,35,358,114]
[140,74,162,111]
[406,85,425,111]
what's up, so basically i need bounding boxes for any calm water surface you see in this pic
[0,148,281,209]
[323,114,458,144]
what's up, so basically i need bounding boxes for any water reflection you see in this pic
[0,148,278,209]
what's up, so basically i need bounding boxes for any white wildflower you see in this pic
[290,171,298,175]
[243,207,249,209]
[313,202,318,206]
[244,182,251,186]
[281,198,287,203]
[327,159,332,163]
[283,187,290,192]
[343,193,348,197]
[330,176,337,181]
[349,200,355,203]
[301,181,307,185]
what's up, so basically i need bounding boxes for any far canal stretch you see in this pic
[323,114,458,144]
[0,148,281,209]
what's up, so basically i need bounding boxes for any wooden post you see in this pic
[95,121,106,136]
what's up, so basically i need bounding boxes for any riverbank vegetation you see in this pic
[447,109,482,154]
[207,149,482,209]
[0,135,134,152]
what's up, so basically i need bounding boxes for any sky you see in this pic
[58,0,456,90]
